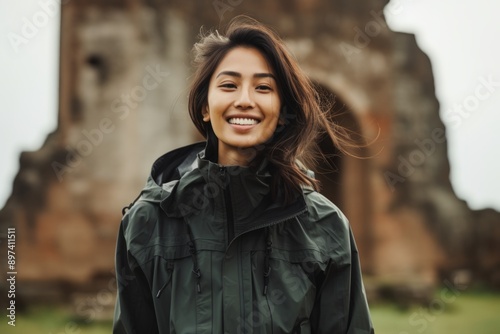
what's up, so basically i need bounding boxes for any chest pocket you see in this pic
[143,237,225,334]
[147,250,192,333]
[134,231,192,306]
[248,246,326,334]
[268,254,319,333]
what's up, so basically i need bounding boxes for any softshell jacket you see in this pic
[113,142,374,334]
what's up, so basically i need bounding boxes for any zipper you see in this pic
[237,240,245,331]
[218,167,307,331]
[220,166,235,244]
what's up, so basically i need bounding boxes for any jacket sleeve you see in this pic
[310,226,374,334]
[113,214,159,334]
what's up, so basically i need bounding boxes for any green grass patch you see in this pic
[0,306,112,334]
[370,290,500,334]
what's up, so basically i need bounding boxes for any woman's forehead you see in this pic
[213,46,276,78]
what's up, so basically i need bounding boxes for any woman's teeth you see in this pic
[228,118,259,125]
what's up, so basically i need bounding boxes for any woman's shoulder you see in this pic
[301,188,349,227]
[121,199,161,247]
[297,188,351,252]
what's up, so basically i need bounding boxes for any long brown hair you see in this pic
[188,16,356,201]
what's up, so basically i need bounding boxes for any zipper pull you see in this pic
[219,166,226,177]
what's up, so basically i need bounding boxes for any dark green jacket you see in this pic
[113,142,374,334]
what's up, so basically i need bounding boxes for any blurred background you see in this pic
[1,0,499,333]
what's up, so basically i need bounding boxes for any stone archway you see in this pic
[313,84,374,274]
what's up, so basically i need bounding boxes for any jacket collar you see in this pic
[144,142,307,235]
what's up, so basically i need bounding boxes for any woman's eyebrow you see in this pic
[254,73,276,80]
[216,70,241,78]
[216,71,276,80]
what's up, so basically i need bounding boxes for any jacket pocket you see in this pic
[250,251,318,334]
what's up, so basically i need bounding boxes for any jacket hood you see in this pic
[140,142,206,203]
[125,142,204,209]
[131,141,307,237]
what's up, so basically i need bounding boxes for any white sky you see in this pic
[0,0,60,209]
[0,0,499,211]
[384,0,500,211]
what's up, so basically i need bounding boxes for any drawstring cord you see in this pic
[186,224,202,293]
[263,226,272,295]
[156,261,174,298]
[121,191,143,216]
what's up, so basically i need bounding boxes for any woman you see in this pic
[113,16,374,334]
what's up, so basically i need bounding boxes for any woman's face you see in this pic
[204,46,282,165]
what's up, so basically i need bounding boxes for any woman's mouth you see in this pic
[228,118,260,125]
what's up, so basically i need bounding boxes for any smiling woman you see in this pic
[203,46,282,165]
[113,16,374,334]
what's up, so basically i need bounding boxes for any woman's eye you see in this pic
[257,85,272,91]
[220,83,236,89]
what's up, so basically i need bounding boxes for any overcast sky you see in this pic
[1,0,499,211]
[384,0,500,210]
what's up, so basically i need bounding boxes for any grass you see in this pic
[370,290,500,334]
[0,306,112,334]
[1,291,499,333]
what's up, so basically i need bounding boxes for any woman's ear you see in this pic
[202,106,210,122]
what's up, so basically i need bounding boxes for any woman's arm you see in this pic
[113,218,159,334]
[310,227,374,334]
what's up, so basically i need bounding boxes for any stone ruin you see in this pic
[1,0,499,307]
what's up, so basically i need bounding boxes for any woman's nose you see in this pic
[234,87,255,109]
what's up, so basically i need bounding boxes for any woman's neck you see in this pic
[217,144,259,166]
